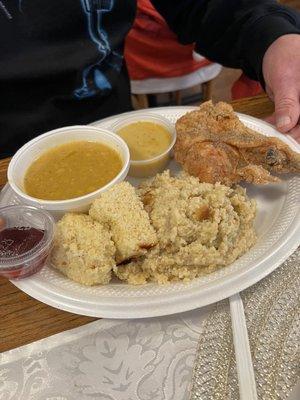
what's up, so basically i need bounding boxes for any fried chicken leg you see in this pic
[174,101,300,185]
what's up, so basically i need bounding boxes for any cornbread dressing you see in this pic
[89,181,157,263]
[51,213,116,286]
[115,171,257,284]
[51,172,257,286]
[24,141,123,200]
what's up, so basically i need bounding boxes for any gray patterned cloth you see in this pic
[0,249,299,400]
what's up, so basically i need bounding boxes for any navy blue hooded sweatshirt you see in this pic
[0,0,299,156]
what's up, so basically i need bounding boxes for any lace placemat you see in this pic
[191,247,300,400]
[1,249,299,400]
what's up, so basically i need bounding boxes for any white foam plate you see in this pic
[1,107,300,318]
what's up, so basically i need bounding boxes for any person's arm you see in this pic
[150,0,300,83]
[151,0,300,141]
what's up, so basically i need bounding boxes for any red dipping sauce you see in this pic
[0,227,44,258]
[0,206,55,280]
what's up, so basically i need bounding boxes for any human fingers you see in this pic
[273,86,300,133]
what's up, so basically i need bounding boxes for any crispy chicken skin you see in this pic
[174,101,300,185]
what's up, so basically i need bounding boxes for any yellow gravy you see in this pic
[24,141,123,200]
[117,121,172,161]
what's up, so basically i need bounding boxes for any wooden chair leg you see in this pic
[202,80,213,101]
[131,95,139,110]
[132,94,149,110]
[175,91,182,105]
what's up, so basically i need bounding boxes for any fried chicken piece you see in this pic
[174,101,300,185]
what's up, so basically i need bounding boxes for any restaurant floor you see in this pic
[176,67,243,104]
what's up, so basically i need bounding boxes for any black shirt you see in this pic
[0,0,299,157]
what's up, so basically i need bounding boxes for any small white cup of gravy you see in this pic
[111,113,176,178]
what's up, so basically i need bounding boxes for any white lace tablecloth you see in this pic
[1,249,299,400]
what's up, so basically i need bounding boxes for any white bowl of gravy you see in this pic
[8,126,130,217]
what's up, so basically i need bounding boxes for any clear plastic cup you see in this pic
[0,205,55,279]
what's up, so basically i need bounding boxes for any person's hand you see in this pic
[263,34,300,142]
